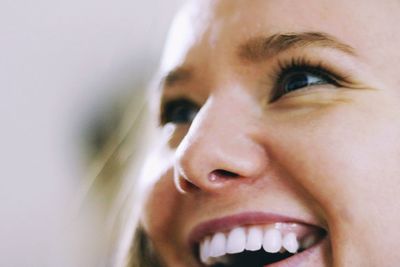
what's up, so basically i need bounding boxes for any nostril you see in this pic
[208,169,239,182]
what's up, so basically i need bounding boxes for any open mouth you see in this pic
[192,220,327,267]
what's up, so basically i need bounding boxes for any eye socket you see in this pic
[271,58,342,102]
[161,98,199,125]
[272,70,334,102]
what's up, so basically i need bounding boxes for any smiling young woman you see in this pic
[126,0,400,266]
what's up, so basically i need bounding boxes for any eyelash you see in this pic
[270,57,348,101]
[159,57,349,125]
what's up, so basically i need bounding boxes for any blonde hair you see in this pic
[126,225,163,267]
[84,85,162,266]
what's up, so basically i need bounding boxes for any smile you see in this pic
[189,212,327,267]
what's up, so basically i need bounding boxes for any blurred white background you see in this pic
[0,0,185,266]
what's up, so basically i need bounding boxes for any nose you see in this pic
[174,94,268,194]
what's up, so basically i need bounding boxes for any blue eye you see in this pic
[162,99,199,124]
[282,71,328,94]
[271,58,342,102]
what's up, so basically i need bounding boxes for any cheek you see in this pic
[142,169,183,245]
[268,99,400,226]
[317,110,400,218]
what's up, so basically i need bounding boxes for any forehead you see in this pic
[160,0,400,81]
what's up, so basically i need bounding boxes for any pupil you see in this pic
[170,105,197,123]
[285,73,309,92]
[163,99,198,124]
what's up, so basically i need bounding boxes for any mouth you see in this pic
[188,212,327,267]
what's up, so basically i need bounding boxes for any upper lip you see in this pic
[187,211,322,248]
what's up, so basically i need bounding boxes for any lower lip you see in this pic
[264,235,329,267]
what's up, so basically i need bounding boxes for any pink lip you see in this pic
[188,211,315,247]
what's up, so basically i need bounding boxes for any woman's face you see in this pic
[140,0,400,266]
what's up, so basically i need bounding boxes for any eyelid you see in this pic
[275,57,351,81]
[269,57,351,102]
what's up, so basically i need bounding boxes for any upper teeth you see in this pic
[199,223,318,265]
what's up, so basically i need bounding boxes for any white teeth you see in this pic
[282,232,299,253]
[263,228,282,253]
[199,224,321,265]
[245,226,263,251]
[226,227,246,254]
[209,232,226,257]
[200,236,210,263]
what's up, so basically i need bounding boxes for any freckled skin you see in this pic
[140,0,400,266]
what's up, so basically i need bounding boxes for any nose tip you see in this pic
[175,138,267,193]
[174,117,267,194]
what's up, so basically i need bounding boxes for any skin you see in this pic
[139,0,400,266]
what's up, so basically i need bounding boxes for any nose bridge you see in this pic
[174,92,267,193]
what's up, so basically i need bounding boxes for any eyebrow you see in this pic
[160,31,355,88]
[238,31,356,62]
[160,66,193,88]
